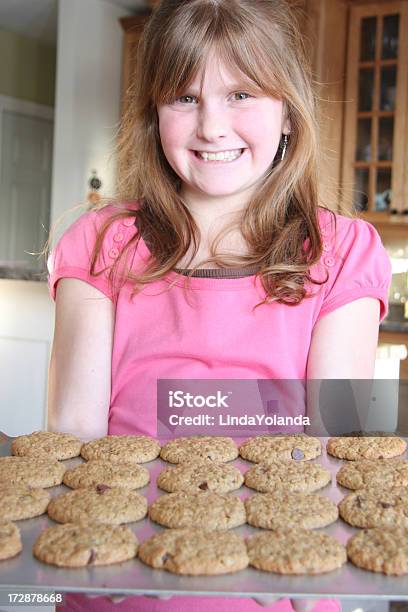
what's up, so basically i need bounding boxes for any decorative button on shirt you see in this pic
[113,232,124,242]
[109,248,119,259]
[122,218,135,227]
[322,241,332,252]
[324,256,336,268]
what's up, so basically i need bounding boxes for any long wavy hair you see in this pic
[91,0,334,305]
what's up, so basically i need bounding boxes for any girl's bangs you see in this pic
[154,16,283,104]
[214,37,284,100]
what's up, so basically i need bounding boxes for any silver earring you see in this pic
[281,134,289,161]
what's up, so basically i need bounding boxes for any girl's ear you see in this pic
[281,102,291,135]
[282,117,291,136]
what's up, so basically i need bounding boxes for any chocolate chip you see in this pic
[96,484,111,494]
[198,482,208,490]
[161,553,169,564]
[291,448,304,460]
[355,495,363,507]
[379,502,393,509]
[88,549,97,564]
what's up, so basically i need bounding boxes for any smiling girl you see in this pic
[48,0,391,610]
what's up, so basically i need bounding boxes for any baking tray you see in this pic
[1,435,408,601]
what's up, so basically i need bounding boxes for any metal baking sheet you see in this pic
[1,435,408,601]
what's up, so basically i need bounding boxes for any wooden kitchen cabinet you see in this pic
[120,2,408,226]
[341,1,408,217]
[119,14,151,116]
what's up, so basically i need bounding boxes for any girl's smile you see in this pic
[191,148,246,163]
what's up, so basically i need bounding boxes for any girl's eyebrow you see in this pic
[179,81,261,94]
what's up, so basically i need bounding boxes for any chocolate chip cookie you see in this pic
[157,460,243,493]
[33,523,138,567]
[336,459,408,490]
[239,434,321,463]
[339,486,408,528]
[138,528,248,575]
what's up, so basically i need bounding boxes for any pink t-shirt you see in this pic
[48,202,390,612]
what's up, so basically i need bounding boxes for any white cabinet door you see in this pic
[0,280,54,436]
[0,109,53,269]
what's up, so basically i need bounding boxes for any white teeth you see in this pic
[196,149,243,162]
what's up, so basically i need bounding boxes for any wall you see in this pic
[0,27,56,107]
[50,0,131,239]
[0,0,131,436]
[0,27,56,434]
[0,280,54,435]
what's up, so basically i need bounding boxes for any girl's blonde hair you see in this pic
[92,0,333,305]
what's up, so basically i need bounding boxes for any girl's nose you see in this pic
[196,104,228,142]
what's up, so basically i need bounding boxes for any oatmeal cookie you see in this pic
[247,528,346,574]
[244,461,331,493]
[47,487,147,525]
[160,436,238,464]
[0,456,65,488]
[63,460,149,490]
[11,431,82,460]
[245,491,338,529]
[339,486,408,528]
[81,435,160,463]
[149,491,246,530]
[33,523,138,567]
[157,460,243,493]
[0,485,50,521]
[327,434,406,461]
[239,434,321,463]
[138,528,248,575]
[0,522,22,561]
[336,459,408,490]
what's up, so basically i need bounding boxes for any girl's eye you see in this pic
[176,95,197,104]
[233,92,252,101]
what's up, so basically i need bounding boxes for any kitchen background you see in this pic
[0,0,407,438]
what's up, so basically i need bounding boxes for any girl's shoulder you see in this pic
[90,200,139,240]
[56,200,139,253]
[317,206,386,261]
[47,201,140,301]
[314,206,391,322]
[90,200,139,229]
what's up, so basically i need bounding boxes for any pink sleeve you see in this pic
[47,209,114,301]
[317,218,392,322]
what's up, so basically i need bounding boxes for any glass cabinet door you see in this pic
[342,2,408,215]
